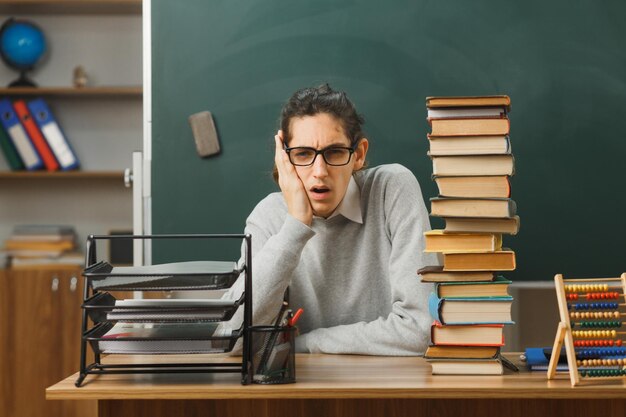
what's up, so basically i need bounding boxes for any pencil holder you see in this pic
[250,325,296,384]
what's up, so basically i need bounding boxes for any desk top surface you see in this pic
[46,354,626,400]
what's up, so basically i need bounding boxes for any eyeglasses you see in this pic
[283,143,357,166]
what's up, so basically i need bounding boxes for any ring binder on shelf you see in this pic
[75,233,253,387]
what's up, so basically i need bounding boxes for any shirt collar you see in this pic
[327,176,363,224]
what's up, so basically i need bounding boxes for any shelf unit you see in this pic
[0,87,142,97]
[0,170,123,179]
[0,0,141,15]
[0,0,141,246]
[0,0,143,176]
[76,234,253,387]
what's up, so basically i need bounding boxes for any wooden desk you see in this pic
[47,354,626,417]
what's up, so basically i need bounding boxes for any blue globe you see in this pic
[0,19,46,70]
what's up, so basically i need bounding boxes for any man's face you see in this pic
[288,113,368,218]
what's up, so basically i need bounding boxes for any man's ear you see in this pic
[352,138,369,171]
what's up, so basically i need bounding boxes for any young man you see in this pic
[228,84,437,355]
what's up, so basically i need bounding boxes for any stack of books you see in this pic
[2,224,83,268]
[0,98,80,171]
[420,95,519,375]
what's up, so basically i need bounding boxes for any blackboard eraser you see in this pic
[188,111,221,157]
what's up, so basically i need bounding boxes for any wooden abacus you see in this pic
[548,273,626,386]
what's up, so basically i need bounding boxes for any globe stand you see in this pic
[8,71,37,88]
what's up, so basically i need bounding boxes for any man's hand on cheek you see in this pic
[274,131,314,226]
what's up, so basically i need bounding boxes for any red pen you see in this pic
[287,308,303,327]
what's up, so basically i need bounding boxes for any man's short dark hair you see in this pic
[280,83,365,147]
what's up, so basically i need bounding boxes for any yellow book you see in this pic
[424,230,502,253]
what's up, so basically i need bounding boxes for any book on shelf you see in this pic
[27,98,80,170]
[429,117,509,137]
[3,224,78,260]
[442,216,520,235]
[435,176,510,198]
[435,276,511,298]
[428,135,510,156]
[426,95,511,109]
[7,232,76,242]
[4,240,74,252]
[13,99,59,171]
[425,345,501,359]
[428,293,513,325]
[13,224,76,235]
[98,322,231,354]
[424,230,502,253]
[430,322,505,346]
[418,266,496,283]
[9,252,84,269]
[430,197,516,218]
[0,98,42,170]
[427,357,503,375]
[431,154,514,176]
[442,249,516,271]
[3,248,71,258]
[0,121,24,170]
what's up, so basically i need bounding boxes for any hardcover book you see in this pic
[428,293,513,325]
[427,358,504,375]
[424,345,500,359]
[435,276,511,298]
[431,197,517,218]
[442,216,520,235]
[424,230,502,253]
[426,95,511,109]
[434,176,511,199]
[429,117,510,137]
[430,321,505,346]
[431,154,514,177]
[442,249,516,271]
[428,135,510,156]
[418,266,496,283]
[427,107,506,119]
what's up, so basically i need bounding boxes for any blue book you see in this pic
[27,98,79,170]
[428,292,514,325]
[524,347,568,372]
[0,98,42,170]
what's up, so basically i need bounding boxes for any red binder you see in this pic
[13,99,59,171]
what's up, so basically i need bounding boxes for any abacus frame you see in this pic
[548,273,626,386]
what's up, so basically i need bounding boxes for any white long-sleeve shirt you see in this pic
[225,163,438,355]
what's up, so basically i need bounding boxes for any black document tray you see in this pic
[83,291,245,323]
[85,322,243,355]
[84,260,242,290]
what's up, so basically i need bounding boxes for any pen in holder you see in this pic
[250,325,296,384]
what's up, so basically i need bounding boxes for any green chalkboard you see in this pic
[151,0,626,280]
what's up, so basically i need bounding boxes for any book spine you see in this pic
[0,122,24,170]
[428,292,443,323]
[27,98,80,170]
[13,100,59,171]
[0,98,42,170]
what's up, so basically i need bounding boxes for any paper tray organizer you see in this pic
[75,234,253,387]
[84,322,244,355]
